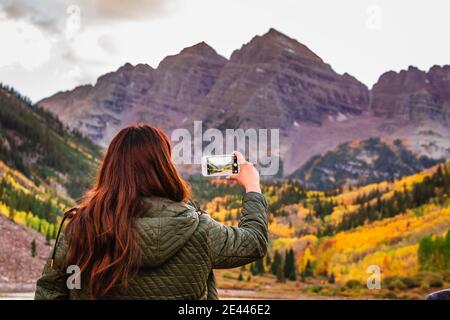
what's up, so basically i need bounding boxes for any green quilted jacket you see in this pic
[34,192,268,300]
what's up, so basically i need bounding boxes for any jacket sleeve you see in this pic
[34,235,69,300]
[204,192,269,269]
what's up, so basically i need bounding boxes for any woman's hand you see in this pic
[229,151,261,193]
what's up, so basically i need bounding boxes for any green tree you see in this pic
[284,249,296,281]
[418,229,450,272]
[254,258,265,275]
[276,263,285,283]
[444,230,450,269]
[45,228,51,246]
[302,260,314,278]
[265,251,271,268]
[31,239,37,258]
[9,208,16,222]
[328,272,335,284]
[271,250,281,275]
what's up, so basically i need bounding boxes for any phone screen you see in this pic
[206,155,239,176]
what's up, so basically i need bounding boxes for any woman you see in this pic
[34,124,268,300]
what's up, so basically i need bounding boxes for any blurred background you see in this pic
[0,0,449,299]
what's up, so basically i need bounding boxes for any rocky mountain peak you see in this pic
[230,28,323,64]
[372,66,427,94]
[262,27,297,43]
[118,62,134,71]
[197,28,369,130]
[157,42,227,71]
[371,65,450,124]
[180,41,221,58]
[95,62,154,87]
[122,62,154,73]
[428,65,450,90]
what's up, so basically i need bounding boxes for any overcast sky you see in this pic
[0,0,449,102]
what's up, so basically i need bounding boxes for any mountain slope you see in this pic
[0,214,51,288]
[315,203,450,283]
[0,84,101,198]
[38,43,227,147]
[291,137,442,189]
[372,65,450,124]
[0,85,102,291]
[201,161,450,289]
[195,28,370,130]
[313,162,450,283]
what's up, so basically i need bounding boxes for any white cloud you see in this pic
[0,18,53,70]
[62,65,82,81]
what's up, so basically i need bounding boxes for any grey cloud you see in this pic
[0,0,68,33]
[97,34,117,54]
[61,50,79,63]
[0,0,172,72]
[0,0,175,100]
[79,0,169,21]
[0,0,172,35]
[1,0,28,19]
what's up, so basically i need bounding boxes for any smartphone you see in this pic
[201,154,239,177]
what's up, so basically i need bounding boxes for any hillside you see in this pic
[0,214,51,291]
[0,84,102,199]
[200,161,450,299]
[0,159,65,233]
[0,154,71,292]
[291,137,441,189]
[0,85,102,293]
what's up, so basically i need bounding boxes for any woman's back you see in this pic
[34,124,267,300]
[35,192,268,300]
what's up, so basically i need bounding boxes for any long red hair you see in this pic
[65,124,190,299]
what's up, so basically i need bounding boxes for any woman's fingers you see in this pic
[228,152,261,193]
[228,152,246,181]
[232,151,247,164]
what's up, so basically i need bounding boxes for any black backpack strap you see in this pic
[50,207,78,269]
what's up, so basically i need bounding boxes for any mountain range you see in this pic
[37,28,450,188]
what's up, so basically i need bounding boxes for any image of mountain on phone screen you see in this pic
[202,155,239,177]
